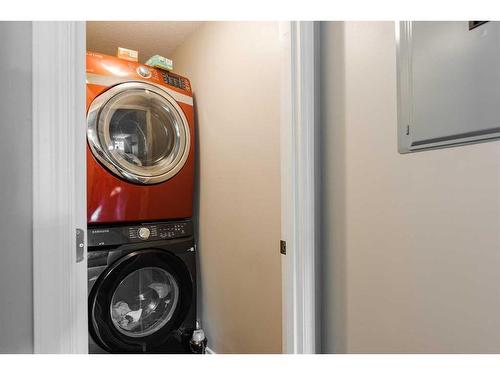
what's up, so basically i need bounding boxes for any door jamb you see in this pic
[32,21,88,353]
[280,21,319,354]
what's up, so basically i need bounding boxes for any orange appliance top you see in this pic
[86,51,192,96]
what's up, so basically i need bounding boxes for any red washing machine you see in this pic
[86,52,195,224]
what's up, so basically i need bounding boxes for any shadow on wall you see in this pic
[319,21,347,354]
[192,93,204,332]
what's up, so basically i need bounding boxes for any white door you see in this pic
[32,21,88,353]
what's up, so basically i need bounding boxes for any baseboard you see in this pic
[205,346,216,354]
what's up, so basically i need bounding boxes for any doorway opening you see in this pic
[31,20,317,354]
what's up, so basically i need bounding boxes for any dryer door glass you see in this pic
[87,82,190,184]
[89,248,194,353]
[110,267,180,338]
[108,106,175,168]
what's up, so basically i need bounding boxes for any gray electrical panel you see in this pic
[397,21,500,153]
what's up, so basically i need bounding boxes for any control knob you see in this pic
[137,66,152,78]
[138,227,150,240]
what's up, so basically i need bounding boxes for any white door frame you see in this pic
[280,21,319,354]
[31,20,318,354]
[32,21,88,353]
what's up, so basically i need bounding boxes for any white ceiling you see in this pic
[86,21,205,63]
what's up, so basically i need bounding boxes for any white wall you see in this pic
[172,22,282,354]
[321,21,500,353]
[0,22,33,353]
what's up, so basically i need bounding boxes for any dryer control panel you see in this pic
[88,219,193,247]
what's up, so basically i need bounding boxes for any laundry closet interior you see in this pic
[84,21,282,354]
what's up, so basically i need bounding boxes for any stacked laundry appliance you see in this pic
[86,52,197,353]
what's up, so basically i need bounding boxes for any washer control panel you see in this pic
[88,219,193,247]
[128,222,189,241]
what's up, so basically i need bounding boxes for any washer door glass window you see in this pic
[88,82,190,184]
[110,267,180,338]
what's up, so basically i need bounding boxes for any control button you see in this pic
[137,66,152,78]
[138,227,151,240]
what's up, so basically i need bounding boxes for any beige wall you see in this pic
[172,22,282,353]
[321,21,500,353]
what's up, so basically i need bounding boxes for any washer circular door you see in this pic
[87,81,191,184]
[89,249,193,353]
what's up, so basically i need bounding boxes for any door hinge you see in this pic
[280,240,286,255]
[76,228,85,263]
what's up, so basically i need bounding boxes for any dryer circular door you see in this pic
[89,249,193,353]
[87,82,191,184]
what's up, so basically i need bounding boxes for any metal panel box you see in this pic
[397,21,500,153]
